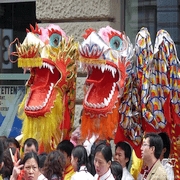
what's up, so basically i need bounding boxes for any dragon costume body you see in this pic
[79,26,180,177]
[9,24,78,152]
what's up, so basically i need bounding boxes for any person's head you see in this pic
[2,147,20,179]
[43,150,65,180]
[141,132,163,162]
[7,137,20,150]
[22,152,40,180]
[94,144,112,176]
[38,152,47,172]
[158,132,171,160]
[23,138,38,154]
[0,140,4,170]
[56,140,74,167]
[114,141,132,168]
[111,161,123,180]
[0,136,8,150]
[71,145,89,172]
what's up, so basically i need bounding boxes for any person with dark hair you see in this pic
[114,141,134,180]
[10,151,47,180]
[71,145,93,180]
[93,144,114,180]
[140,132,167,179]
[7,137,20,150]
[0,136,8,150]
[2,147,20,180]
[23,138,39,154]
[38,153,47,173]
[85,138,107,176]
[43,150,65,180]
[159,132,174,180]
[56,140,75,180]
[111,161,123,180]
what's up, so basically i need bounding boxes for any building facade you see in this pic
[0,0,180,135]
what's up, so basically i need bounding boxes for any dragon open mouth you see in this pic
[25,60,60,116]
[84,62,119,111]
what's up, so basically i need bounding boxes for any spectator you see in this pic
[23,138,38,154]
[38,153,47,173]
[114,141,134,180]
[43,150,65,180]
[159,132,174,180]
[0,136,8,150]
[71,145,93,180]
[7,137,20,151]
[85,137,107,176]
[10,152,47,180]
[140,132,167,179]
[2,147,20,180]
[111,161,123,180]
[93,144,114,180]
[56,140,75,180]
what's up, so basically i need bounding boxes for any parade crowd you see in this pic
[0,129,175,180]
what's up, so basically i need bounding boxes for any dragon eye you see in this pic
[49,33,62,47]
[110,36,123,50]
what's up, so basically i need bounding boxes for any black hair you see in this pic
[0,136,8,150]
[111,161,123,180]
[89,140,108,176]
[21,151,39,167]
[158,132,171,158]
[95,143,112,163]
[38,152,47,168]
[115,141,132,168]
[23,138,38,152]
[7,137,20,149]
[144,132,163,159]
[56,140,74,157]
[71,145,91,172]
[2,147,20,179]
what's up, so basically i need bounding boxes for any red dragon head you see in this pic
[10,24,78,152]
[79,26,134,140]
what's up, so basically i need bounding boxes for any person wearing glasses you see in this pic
[139,132,167,180]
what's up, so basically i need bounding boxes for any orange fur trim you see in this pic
[81,103,119,140]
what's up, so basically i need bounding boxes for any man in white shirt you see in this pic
[159,132,174,180]
[114,141,134,180]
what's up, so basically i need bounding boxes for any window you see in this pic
[122,0,180,56]
[0,1,36,137]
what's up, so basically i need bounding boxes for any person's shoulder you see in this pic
[122,168,134,180]
[71,171,93,180]
[38,174,48,180]
[155,163,168,178]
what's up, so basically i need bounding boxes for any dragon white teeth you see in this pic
[104,98,108,106]
[101,102,105,108]
[49,66,54,74]
[42,62,55,74]
[25,83,54,111]
[97,103,101,108]
[85,82,117,109]
[101,65,105,73]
